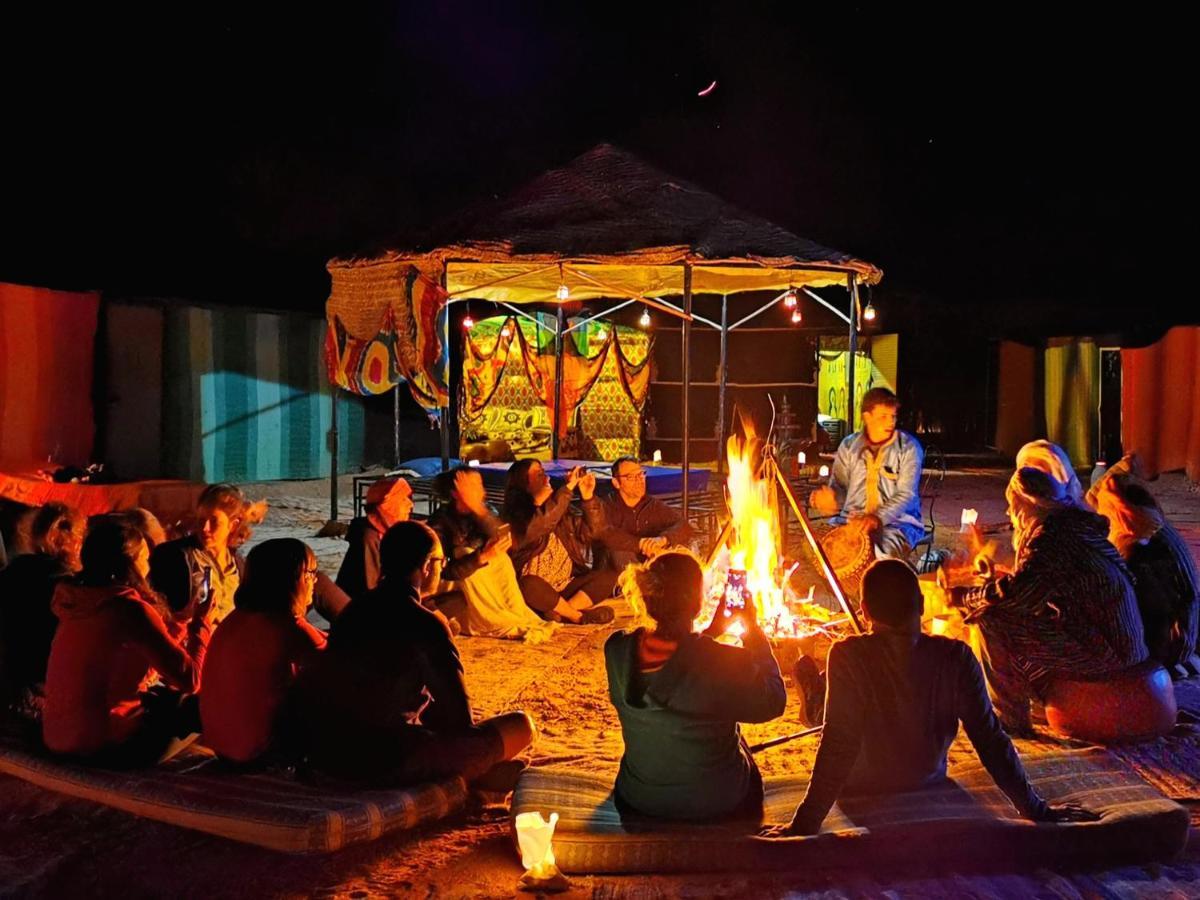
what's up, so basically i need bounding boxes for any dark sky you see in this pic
[1,4,1189,330]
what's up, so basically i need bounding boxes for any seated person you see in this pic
[1088,455,1199,673]
[502,460,614,625]
[42,520,209,766]
[1016,439,1086,507]
[0,503,84,721]
[288,521,534,787]
[200,539,326,764]
[767,559,1095,835]
[106,507,168,550]
[950,467,1151,734]
[334,477,412,603]
[596,456,694,572]
[811,388,924,559]
[605,550,786,821]
[428,467,553,640]
[149,483,246,631]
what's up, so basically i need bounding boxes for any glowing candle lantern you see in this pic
[797,451,806,466]
[960,508,978,532]
[515,811,564,887]
[652,450,662,463]
[818,465,830,479]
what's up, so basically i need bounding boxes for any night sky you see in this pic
[1,4,1189,333]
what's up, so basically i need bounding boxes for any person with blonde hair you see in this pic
[950,467,1150,734]
[1088,455,1199,672]
[604,549,785,820]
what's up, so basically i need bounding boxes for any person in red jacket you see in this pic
[200,538,326,764]
[42,519,210,766]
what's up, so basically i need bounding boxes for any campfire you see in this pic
[696,423,845,642]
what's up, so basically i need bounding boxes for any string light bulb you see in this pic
[639,310,651,328]
[863,302,877,323]
[501,324,512,339]
[556,263,569,301]
[783,289,798,309]
[462,313,475,330]
[595,327,607,342]
[791,309,803,324]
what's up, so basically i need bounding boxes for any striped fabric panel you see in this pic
[511,749,1188,874]
[162,306,365,482]
[0,738,467,853]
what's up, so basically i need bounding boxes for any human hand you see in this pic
[454,470,487,513]
[1034,803,1100,824]
[811,486,839,517]
[638,536,668,557]
[480,531,512,562]
[578,471,597,500]
[702,592,729,638]
[565,466,583,491]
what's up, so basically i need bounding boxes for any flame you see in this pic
[698,422,835,640]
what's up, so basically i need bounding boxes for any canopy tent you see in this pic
[325,144,882,515]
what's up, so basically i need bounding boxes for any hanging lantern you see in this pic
[462,313,475,330]
[783,289,798,309]
[595,327,607,342]
[791,309,803,324]
[863,302,877,323]
[556,283,570,301]
[639,310,651,328]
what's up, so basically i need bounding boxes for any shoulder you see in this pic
[897,431,923,453]
[604,628,639,663]
[837,433,861,453]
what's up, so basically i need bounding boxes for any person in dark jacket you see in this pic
[1088,455,1199,673]
[200,538,326,764]
[766,559,1096,836]
[596,456,694,573]
[502,460,614,624]
[334,477,413,603]
[288,521,534,786]
[42,520,209,766]
[952,467,1149,733]
[605,550,786,821]
[0,502,84,720]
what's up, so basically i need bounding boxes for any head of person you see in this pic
[233,538,317,618]
[228,499,269,552]
[1086,455,1164,552]
[1015,440,1084,506]
[379,520,445,596]
[611,456,646,506]
[860,558,923,633]
[365,478,413,532]
[860,388,899,445]
[502,459,549,532]
[196,483,246,556]
[1005,466,1069,552]
[619,549,704,641]
[31,502,84,571]
[78,518,152,594]
[107,507,167,551]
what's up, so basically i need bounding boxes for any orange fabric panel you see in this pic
[1121,326,1200,481]
[0,283,100,469]
[993,341,1037,459]
[0,473,206,523]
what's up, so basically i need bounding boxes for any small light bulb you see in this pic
[501,325,512,339]
[639,310,651,328]
[818,464,830,478]
[652,449,663,462]
[798,451,806,465]
[791,309,803,324]
[556,283,570,301]
[783,290,798,309]
[863,302,877,322]
[595,328,607,342]
[462,314,475,330]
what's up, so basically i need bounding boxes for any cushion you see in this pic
[0,736,467,853]
[510,749,1189,874]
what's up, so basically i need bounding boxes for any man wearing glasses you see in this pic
[597,456,694,573]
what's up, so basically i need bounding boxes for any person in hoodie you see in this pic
[0,502,84,721]
[200,539,326,765]
[42,519,211,766]
[605,549,786,821]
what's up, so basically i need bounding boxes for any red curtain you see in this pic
[0,283,99,470]
[1121,326,1200,481]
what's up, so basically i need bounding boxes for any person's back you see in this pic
[0,552,72,703]
[202,610,326,762]
[1127,521,1198,668]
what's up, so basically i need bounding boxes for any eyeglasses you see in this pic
[616,470,646,482]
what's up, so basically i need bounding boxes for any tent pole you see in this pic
[716,294,728,476]
[846,273,859,436]
[440,289,451,473]
[393,385,401,470]
[329,384,339,522]
[552,304,565,460]
[681,264,693,516]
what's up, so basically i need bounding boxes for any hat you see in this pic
[365,477,410,508]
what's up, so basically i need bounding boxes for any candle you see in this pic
[797,451,806,466]
[960,508,978,532]
[818,465,830,479]
[652,450,663,463]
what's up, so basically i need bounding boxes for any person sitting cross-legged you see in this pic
[288,521,534,788]
[596,456,694,574]
[766,559,1097,836]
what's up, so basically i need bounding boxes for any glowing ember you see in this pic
[698,422,840,641]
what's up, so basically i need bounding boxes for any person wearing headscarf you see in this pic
[950,467,1148,733]
[1087,455,1199,672]
[335,478,413,603]
[1014,440,1085,508]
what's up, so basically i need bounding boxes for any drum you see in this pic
[820,524,873,600]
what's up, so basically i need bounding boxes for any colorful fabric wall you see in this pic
[0,282,100,470]
[1044,338,1099,467]
[157,304,364,483]
[1122,326,1200,481]
[817,334,898,432]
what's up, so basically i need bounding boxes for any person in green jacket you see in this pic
[604,550,786,821]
